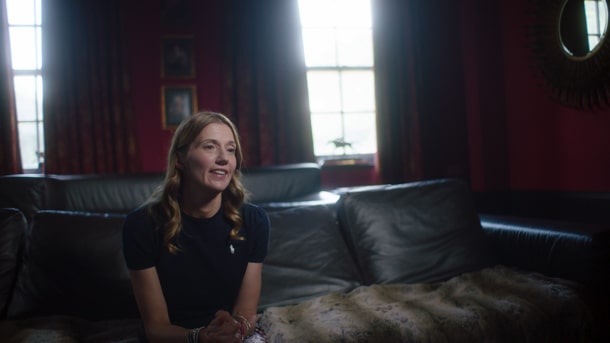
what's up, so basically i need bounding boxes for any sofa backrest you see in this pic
[473,190,610,225]
[241,163,322,204]
[0,173,162,221]
[6,210,139,321]
[480,214,610,290]
[259,204,363,310]
[336,178,496,285]
[46,174,164,214]
[0,163,327,221]
[0,175,48,221]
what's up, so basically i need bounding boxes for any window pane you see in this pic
[307,71,342,112]
[298,0,339,27]
[302,28,337,66]
[36,0,42,25]
[18,122,41,170]
[337,29,373,66]
[344,112,377,154]
[585,1,608,34]
[341,71,376,111]
[298,0,371,28]
[9,27,40,70]
[311,113,343,156]
[602,2,609,27]
[585,2,600,34]
[6,0,38,25]
[335,0,371,27]
[589,36,600,48]
[14,75,38,121]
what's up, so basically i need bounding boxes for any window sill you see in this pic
[317,154,375,168]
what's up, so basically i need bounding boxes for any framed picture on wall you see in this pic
[162,85,197,129]
[161,36,195,78]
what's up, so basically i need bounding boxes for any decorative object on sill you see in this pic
[528,0,610,110]
[329,138,354,155]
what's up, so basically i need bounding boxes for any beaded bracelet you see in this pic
[187,326,203,343]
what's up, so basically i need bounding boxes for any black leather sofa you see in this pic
[0,163,608,342]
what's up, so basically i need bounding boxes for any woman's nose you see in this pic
[216,149,229,164]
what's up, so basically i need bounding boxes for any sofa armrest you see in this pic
[480,214,610,290]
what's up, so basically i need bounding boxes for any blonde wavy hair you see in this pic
[147,111,248,254]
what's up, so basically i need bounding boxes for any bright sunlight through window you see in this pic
[584,0,608,50]
[6,0,44,172]
[298,0,377,162]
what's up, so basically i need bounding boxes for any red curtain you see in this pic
[372,0,470,184]
[0,0,22,175]
[221,0,315,167]
[42,0,139,174]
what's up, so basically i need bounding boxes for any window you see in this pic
[6,0,44,172]
[584,0,608,50]
[298,0,376,163]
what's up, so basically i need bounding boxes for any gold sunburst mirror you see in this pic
[529,0,610,109]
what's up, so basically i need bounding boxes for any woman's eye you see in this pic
[203,144,216,151]
[227,147,236,153]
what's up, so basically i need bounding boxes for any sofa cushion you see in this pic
[0,209,26,319]
[337,178,494,285]
[259,204,363,310]
[6,211,139,320]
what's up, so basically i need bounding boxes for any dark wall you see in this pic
[122,0,610,192]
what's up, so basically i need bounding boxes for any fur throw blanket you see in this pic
[259,265,593,343]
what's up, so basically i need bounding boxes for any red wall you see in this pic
[503,0,610,191]
[500,1,610,191]
[123,1,226,172]
[123,1,610,191]
[463,0,610,192]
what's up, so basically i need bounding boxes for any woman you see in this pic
[123,111,270,343]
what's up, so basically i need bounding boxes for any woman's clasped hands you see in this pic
[199,310,244,343]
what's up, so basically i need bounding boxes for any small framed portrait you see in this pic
[161,36,195,78]
[162,85,197,129]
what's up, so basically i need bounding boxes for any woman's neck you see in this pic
[180,192,222,219]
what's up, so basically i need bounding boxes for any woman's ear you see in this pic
[175,153,184,170]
